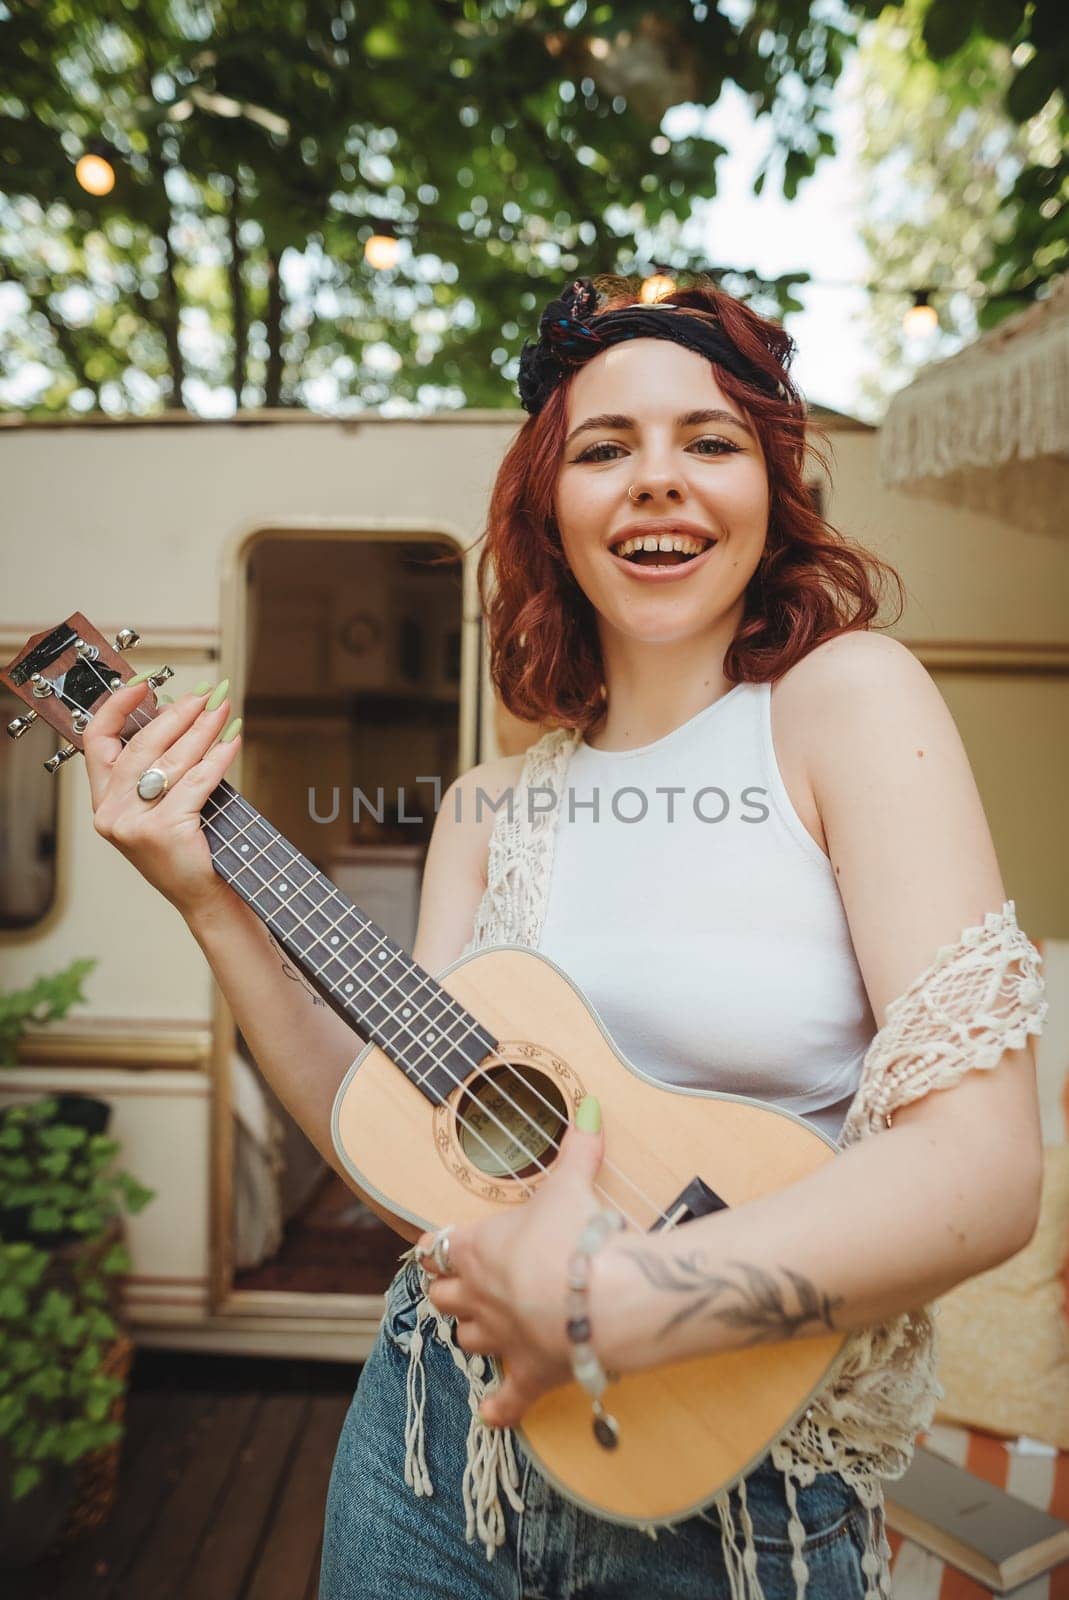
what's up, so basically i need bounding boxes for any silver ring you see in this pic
[136,766,169,802]
[430,1224,455,1277]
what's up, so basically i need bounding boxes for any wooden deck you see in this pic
[18,1348,356,1600]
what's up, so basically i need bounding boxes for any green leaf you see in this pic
[86,1310,117,1342]
[68,1209,104,1233]
[0,1393,26,1435]
[0,1286,28,1320]
[39,1125,87,1152]
[116,1175,155,1214]
[12,1462,42,1500]
[1006,53,1063,122]
[28,1205,65,1232]
[101,1245,131,1276]
[974,0,1027,42]
[25,1367,65,1401]
[85,1389,112,1422]
[922,0,975,60]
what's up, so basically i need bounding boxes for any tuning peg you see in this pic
[148,665,174,688]
[7,711,39,739]
[43,744,79,774]
[114,628,140,651]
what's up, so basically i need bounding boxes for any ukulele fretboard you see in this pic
[202,780,497,1104]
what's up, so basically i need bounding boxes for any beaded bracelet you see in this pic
[565,1207,626,1450]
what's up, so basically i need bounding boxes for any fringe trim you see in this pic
[398,1279,895,1598]
[399,1290,524,1561]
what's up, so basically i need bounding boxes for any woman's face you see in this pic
[554,337,770,646]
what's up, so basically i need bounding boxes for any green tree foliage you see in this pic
[919,0,1068,309]
[0,0,866,415]
[855,0,1067,411]
[2,0,1064,416]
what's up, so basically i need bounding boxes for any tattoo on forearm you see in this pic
[280,956,326,1006]
[267,930,325,1007]
[622,1248,845,1345]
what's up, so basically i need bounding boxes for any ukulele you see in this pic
[3,614,849,1526]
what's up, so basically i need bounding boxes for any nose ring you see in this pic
[627,485,641,503]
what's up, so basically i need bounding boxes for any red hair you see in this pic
[474,275,904,738]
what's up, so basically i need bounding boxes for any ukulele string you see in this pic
[72,667,671,1232]
[68,666,680,1235]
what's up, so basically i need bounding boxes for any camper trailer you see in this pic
[2,407,1065,1360]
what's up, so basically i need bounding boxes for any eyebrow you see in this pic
[564,408,755,450]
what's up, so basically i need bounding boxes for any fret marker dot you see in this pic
[424,1030,436,1042]
[278,881,289,892]
[240,844,250,853]
[377,951,387,961]
[344,983,354,993]
[402,1008,412,1019]
[330,936,340,946]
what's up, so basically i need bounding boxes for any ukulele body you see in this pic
[0,616,847,1526]
[332,942,848,1525]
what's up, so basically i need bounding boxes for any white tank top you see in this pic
[537,681,876,1144]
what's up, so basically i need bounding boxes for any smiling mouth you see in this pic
[611,536,717,569]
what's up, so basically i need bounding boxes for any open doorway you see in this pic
[230,532,466,1297]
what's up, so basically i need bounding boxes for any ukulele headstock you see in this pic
[1,614,173,770]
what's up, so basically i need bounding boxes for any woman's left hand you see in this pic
[415,1107,606,1429]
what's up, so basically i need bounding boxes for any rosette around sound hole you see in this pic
[456,1060,570,1181]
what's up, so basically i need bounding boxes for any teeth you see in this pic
[613,532,712,559]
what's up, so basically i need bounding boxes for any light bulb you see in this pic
[75,153,115,197]
[903,295,938,337]
[365,233,400,270]
[640,272,677,303]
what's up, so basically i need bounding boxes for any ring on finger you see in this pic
[431,1225,456,1276]
[136,766,170,803]
[414,1224,455,1282]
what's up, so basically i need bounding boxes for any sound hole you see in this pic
[456,1063,569,1180]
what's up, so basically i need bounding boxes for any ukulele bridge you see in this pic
[649,1175,730,1232]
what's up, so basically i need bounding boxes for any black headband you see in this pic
[517,277,793,414]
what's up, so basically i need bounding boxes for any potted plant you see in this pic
[0,961,154,1568]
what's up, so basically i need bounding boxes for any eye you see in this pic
[573,436,741,463]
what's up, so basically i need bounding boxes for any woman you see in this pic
[84,275,1047,1600]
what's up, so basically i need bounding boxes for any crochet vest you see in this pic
[396,724,1049,1600]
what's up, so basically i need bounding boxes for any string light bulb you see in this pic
[640,271,677,303]
[903,289,938,337]
[75,150,115,197]
[365,231,400,270]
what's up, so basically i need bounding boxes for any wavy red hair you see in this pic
[474,274,904,739]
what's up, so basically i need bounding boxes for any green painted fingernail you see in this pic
[158,693,174,704]
[127,667,163,687]
[192,680,212,695]
[576,1095,601,1133]
[205,678,229,711]
[220,716,242,743]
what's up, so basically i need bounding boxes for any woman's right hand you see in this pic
[83,677,244,923]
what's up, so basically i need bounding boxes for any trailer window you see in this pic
[0,688,60,928]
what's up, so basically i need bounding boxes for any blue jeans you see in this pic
[320,1261,872,1599]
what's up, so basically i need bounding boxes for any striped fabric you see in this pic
[887,1424,1069,1598]
[888,936,1069,1598]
